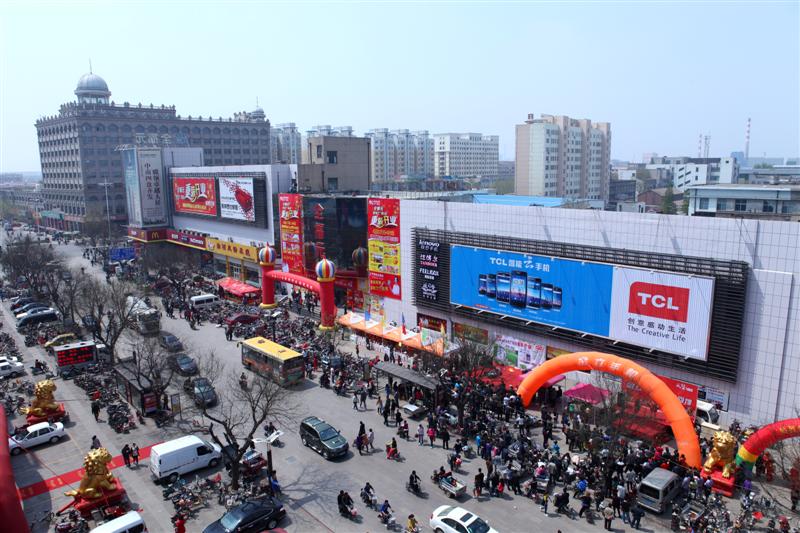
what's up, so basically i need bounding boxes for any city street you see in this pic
[10,237,677,532]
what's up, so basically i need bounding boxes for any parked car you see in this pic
[16,307,56,321]
[10,297,36,312]
[203,497,286,533]
[224,313,260,327]
[191,378,218,407]
[159,332,184,353]
[0,360,25,379]
[429,505,497,533]
[44,333,78,351]
[170,354,198,376]
[13,302,49,317]
[299,416,348,459]
[8,422,66,455]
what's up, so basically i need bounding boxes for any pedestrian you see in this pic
[358,421,366,436]
[417,424,424,445]
[630,504,644,529]
[91,400,100,421]
[360,389,367,410]
[91,435,101,450]
[541,491,549,513]
[367,428,375,451]
[473,468,484,497]
[603,505,614,530]
[356,434,364,455]
[440,427,450,450]
[376,395,383,415]
[621,495,631,523]
[131,443,139,466]
[121,444,131,467]
[225,325,233,341]
[383,406,389,426]
[352,392,359,410]
[427,425,436,447]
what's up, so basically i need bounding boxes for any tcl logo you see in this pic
[629,282,689,322]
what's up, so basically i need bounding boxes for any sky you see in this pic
[1,0,798,172]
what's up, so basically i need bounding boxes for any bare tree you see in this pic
[77,278,140,357]
[440,336,494,426]
[40,267,90,325]
[126,338,177,411]
[0,234,56,296]
[139,244,194,295]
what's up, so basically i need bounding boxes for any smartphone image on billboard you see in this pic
[527,277,542,308]
[553,287,563,310]
[510,270,527,308]
[486,274,497,299]
[542,283,553,309]
[478,274,487,296]
[496,272,511,303]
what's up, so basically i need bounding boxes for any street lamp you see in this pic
[97,181,113,240]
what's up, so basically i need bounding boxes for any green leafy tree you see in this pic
[661,187,677,214]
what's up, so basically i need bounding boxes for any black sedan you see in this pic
[203,498,286,533]
[170,354,198,375]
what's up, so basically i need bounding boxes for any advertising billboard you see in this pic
[173,177,216,216]
[494,334,546,370]
[219,177,255,221]
[367,198,401,299]
[122,149,142,227]
[137,148,168,226]
[449,245,714,360]
[279,194,305,274]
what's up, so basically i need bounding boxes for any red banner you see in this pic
[167,230,206,249]
[367,198,401,299]
[418,313,448,333]
[623,374,698,413]
[279,194,305,274]
[172,177,217,216]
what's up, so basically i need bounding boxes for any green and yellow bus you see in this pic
[240,337,305,386]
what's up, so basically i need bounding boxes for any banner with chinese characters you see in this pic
[278,194,305,274]
[621,374,699,414]
[452,322,490,345]
[206,237,259,263]
[172,177,217,216]
[493,334,546,370]
[137,148,167,225]
[367,198,401,299]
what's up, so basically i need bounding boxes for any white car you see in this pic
[430,506,497,533]
[0,360,24,378]
[0,355,20,365]
[9,422,66,455]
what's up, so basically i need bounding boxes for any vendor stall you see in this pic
[338,312,456,357]
[216,277,260,304]
[563,383,610,405]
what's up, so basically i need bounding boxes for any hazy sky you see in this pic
[1,1,798,172]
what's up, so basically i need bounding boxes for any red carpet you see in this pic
[17,443,157,500]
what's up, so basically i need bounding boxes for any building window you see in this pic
[328,177,339,191]
[762,201,775,213]
[699,198,709,210]
[326,151,338,164]
[316,145,323,158]
[734,199,747,212]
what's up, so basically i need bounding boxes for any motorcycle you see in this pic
[339,504,359,521]
[361,489,377,509]
[54,510,88,533]
[397,425,409,439]
[379,510,397,530]
[405,480,423,496]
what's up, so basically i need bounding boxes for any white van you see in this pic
[90,511,147,533]
[189,293,220,310]
[696,400,721,431]
[149,435,222,483]
[637,468,681,513]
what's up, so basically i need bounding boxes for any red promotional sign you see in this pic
[628,282,690,322]
[167,230,206,249]
[658,375,699,413]
[172,177,217,216]
[279,194,305,274]
[367,198,401,299]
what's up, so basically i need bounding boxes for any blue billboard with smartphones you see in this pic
[449,245,613,337]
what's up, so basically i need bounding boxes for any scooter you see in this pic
[339,504,359,521]
[360,489,377,509]
[397,425,409,439]
[405,480,423,496]
[264,429,284,447]
[378,510,397,529]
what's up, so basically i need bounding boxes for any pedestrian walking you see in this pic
[541,491,549,513]
[367,428,375,451]
[121,444,131,467]
[91,401,100,421]
[383,406,389,426]
[440,427,450,450]
[352,392,359,410]
[630,504,644,529]
[603,505,614,530]
[225,325,233,341]
[360,389,367,410]
[376,395,383,415]
[427,425,436,447]
[473,468,484,497]
[131,443,140,466]
[91,435,101,450]
[417,424,424,445]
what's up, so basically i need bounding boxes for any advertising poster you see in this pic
[698,385,729,411]
[137,148,167,226]
[417,313,447,333]
[494,334,546,370]
[279,194,305,274]
[417,237,442,303]
[173,177,217,216]
[122,149,142,227]
[623,374,699,414]
[449,245,714,360]
[220,177,255,221]
[367,198,401,299]
[453,322,490,345]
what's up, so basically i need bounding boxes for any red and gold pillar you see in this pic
[258,246,277,309]
[315,258,336,330]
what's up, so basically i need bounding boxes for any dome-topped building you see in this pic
[250,106,266,122]
[75,72,111,104]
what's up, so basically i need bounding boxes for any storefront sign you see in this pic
[416,237,442,303]
[336,277,365,311]
[142,392,158,415]
[219,177,255,221]
[127,227,167,242]
[698,385,729,411]
[279,194,305,274]
[417,313,447,333]
[449,245,715,361]
[623,374,699,413]
[167,230,207,249]
[172,177,217,216]
[545,346,571,360]
[367,198,401,299]
[452,322,490,345]
[206,237,259,262]
[493,334,545,370]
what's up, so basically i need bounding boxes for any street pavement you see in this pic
[9,232,788,533]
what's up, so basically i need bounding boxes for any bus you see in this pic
[240,337,305,386]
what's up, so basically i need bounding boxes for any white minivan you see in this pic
[189,293,220,310]
[149,435,222,484]
[90,511,147,533]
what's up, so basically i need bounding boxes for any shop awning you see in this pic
[564,383,610,405]
[374,361,439,390]
[338,312,455,356]
[217,277,260,297]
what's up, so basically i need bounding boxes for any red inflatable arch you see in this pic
[736,418,800,472]
[517,351,702,469]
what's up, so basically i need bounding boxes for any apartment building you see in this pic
[514,113,611,201]
[433,133,499,179]
[270,123,302,164]
[365,129,434,182]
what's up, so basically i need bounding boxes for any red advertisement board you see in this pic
[279,194,305,274]
[367,198,401,299]
[623,374,698,413]
[172,177,217,216]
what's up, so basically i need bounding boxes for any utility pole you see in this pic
[98,181,113,240]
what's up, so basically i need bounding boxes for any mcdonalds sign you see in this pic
[172,177,217,216]
[367,198,401,299]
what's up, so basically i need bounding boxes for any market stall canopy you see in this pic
[338,312,456,356]
[217,277,260,297]
[374,361,438,390]
[543,374,566,388]
[564,383,610,405]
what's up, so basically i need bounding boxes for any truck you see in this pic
[126,296,161,336]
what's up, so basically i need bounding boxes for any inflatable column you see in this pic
[258,246,277,309]
[352,246,368,279]
[315,258,336,330]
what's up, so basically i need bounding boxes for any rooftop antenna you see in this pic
[744,117,751,160]
[89,59,92,73]
[256,96,259,107]
[703,134,711,159]
[697,134,703,158]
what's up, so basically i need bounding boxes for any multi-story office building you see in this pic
[35,72,270,231]
[365,129,433,182]
[686,184,800,221]
[270,123,302,164]
[298,135,370,192]
[515,113,611,201]
[433,133,499,179]
[647,156,738,192]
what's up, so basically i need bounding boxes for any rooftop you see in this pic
[688,184,800,192]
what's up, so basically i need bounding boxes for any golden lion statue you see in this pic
[703,431,737,478]
[22,379,59,418]
[65,448,117,499]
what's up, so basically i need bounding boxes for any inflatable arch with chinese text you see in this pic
[517,351,702,469]
[736,418,800,472]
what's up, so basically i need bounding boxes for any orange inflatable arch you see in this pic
[517,351,702,469]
